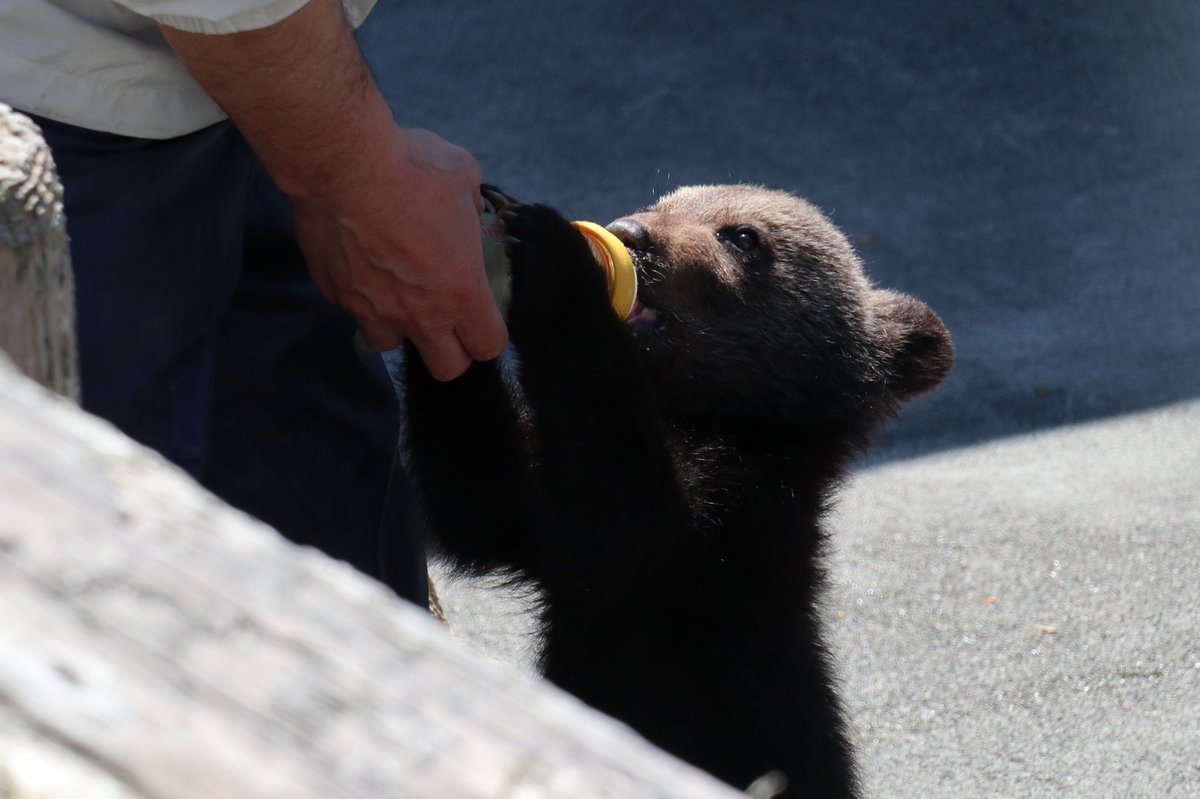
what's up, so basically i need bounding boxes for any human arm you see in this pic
[159,0,506,379]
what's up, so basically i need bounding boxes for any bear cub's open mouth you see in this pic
[623,251,668,335]
[625,296,663,334]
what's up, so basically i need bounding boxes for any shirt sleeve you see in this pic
[108,0,362,35]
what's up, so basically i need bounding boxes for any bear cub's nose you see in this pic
[607,218,652,252]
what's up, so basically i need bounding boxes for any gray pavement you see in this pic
[359,3,1200,796]
[828,401,1200,798]
[435,400,1200,797]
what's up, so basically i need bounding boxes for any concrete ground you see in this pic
[358,2,1200,796]
[826,401,1199,797]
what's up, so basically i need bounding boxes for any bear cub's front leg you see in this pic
[497,203,691,596]
[500,203,633,365]
[402,347,540,576]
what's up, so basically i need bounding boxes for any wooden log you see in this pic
[0,103,79,401]
[0,357,740,799]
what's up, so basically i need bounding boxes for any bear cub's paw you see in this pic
[501,203,613,340]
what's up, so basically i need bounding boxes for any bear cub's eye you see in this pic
[717,226,762,255]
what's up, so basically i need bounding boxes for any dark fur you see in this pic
[402,185,953,796]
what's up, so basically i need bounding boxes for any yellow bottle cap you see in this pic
[572,220,638,319]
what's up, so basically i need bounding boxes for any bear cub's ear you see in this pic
[871,290,955,402]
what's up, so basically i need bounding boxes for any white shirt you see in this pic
[0,0,377,139]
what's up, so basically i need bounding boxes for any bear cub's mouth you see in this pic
[623,251,669,335]
[625,297,663,335]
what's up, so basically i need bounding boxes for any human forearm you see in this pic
[158,0,506,376]
[158,0,392,201]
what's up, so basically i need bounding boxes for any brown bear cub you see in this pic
[402,185,953,797]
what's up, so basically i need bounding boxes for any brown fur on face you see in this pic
[609,184,953,429]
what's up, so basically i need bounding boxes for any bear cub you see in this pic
[402,185,953,797]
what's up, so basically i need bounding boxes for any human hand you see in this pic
[294,127,508,381]
[160,0,506,382]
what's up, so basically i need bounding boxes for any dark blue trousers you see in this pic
[36,115,426,605]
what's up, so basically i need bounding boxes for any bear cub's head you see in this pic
[606,184,953,433]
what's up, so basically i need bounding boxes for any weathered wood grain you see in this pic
[0,103,78,401]
[0,357,739,798]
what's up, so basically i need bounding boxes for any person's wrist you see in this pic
[270,96,405,206]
